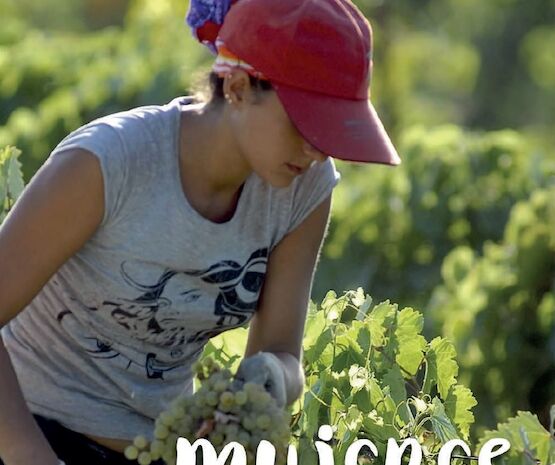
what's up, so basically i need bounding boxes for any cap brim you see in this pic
[273,82,401,165]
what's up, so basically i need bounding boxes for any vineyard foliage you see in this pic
[318,126,555,308]
[0,0,206,178]
[429,187,555,431]
[0,145,24,222]
[315,126,555,431]
[205,289,555,465]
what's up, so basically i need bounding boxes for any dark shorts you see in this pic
[0,414,164,465]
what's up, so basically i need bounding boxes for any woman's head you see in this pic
[186,0,401,166]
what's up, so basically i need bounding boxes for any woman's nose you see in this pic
[302,140,328,162]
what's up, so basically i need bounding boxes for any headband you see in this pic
[185,0,268,80]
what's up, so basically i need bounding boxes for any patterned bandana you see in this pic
[185,0,268,80]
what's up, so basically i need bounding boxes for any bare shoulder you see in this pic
[0,148,105,327]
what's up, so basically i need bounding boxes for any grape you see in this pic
[159,411,177,427]
[219,391,235,406]
[133,435,148,450]
[234,391,248,405]
[209,431,225,446]
[138,451,152,465]
[129,356,291,465]
[241,416,256,431]
[256,414,271,430]
[224,423,239,438]
[201,405,213,419]
[150,439,165,460]
[213,379,229,393]
[173,406,186,419]
[206,391,219,406]
[162,448,176,465]
[124,445,139,460]
[154,424,169,439]
[238,431,251,445]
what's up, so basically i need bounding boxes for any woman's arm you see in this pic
[244,193,333,405]
[0,148,105,465]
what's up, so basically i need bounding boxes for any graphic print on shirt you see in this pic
[56,247,268,379]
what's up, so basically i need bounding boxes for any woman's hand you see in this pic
[231,351,287,408]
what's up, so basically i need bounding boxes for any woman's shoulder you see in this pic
[60,96,196,146]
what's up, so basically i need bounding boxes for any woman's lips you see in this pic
[286,163,307,175]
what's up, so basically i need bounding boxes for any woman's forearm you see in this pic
[0,335,60,465]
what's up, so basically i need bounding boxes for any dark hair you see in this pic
[191,71,274,107]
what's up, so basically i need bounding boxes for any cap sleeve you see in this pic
[287,157,341,234]
[48,122,129,228]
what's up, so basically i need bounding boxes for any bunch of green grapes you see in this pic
[124,356,291,465]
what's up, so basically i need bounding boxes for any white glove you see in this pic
[232,351,287,408]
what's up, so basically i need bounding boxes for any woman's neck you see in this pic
[178,102,251,199]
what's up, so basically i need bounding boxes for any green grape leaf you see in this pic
[429,397,460,443]
[6,147,24,202]
[302,377,327,440]
[520,427,540,465]
[394,307,427,376]
[362,409,400,444]
[383,365,411,425]
[336,405,364,461]
[298,436,319,465]
[383,365,407,406]
[367,377,385,406]
[354,320,372,354]
[424,337,458,399]
[367,301,396,348]
[304,327,334,366]
[332,331,366,373]
[478,411,553,465]
[444,384,477,440]
[303,307,328,350]
[353,387,373,413]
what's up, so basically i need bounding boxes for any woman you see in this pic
[0,0,400,464]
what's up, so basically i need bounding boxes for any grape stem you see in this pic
[214,410,240,424]
[195,419,215,439]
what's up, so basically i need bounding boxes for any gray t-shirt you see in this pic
[1,96,341,440]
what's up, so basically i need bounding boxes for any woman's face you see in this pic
[224,71,329,188]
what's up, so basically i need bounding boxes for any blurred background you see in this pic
[1,0,554,442]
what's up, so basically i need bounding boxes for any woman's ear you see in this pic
[223,69,255,106]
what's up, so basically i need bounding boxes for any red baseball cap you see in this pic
[217,0,401,166]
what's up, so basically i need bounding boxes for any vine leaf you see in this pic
[0,146,24,222]
[478,411,553,465]
[429,397,460,443]
[444,384,477,440]
[394,307,427,376]
[367,301,395,348]
[424,337,458,399]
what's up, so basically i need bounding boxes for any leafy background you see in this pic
[1,0,554,460]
